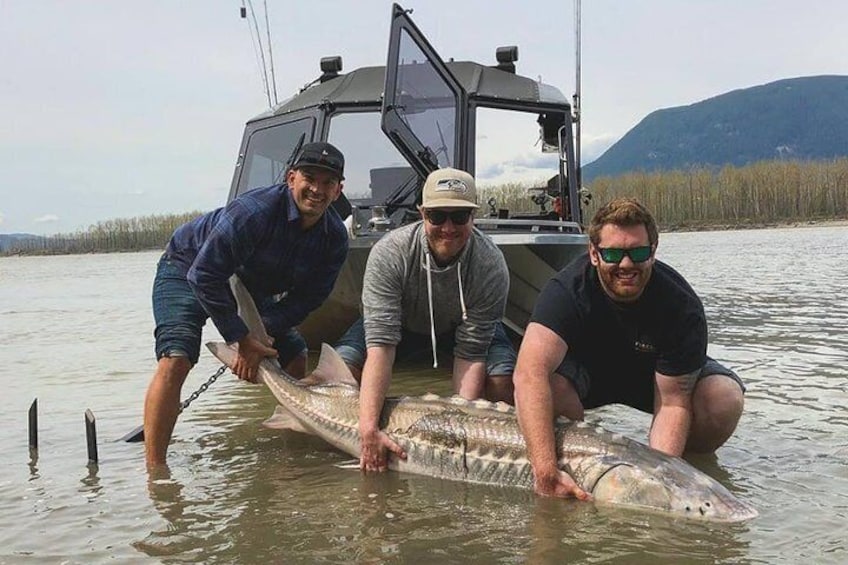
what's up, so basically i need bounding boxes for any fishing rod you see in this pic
[240,0,278,108]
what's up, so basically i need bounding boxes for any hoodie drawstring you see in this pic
[425,249,438,368]
[424,251,469,369]
[456,260,468,323]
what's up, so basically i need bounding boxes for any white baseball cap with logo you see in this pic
[420,167,479,209]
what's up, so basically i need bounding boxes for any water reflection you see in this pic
[79,463,102,501]
[128,345,771,562]
[132,418,760,563]
[134,465,204,558]
[4,229,848,563]
[526,496,753,565]
[28,451,39,478]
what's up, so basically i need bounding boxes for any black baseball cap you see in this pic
[291,141,345,180]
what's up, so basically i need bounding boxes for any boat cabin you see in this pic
[227,4,588,346]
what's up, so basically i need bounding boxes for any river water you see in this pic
[1,225,846,564]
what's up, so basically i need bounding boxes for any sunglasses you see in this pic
[596,245,653,264]
[424,209,473,226]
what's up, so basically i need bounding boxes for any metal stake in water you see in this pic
[85,409,98,464]
[28,398,38,461]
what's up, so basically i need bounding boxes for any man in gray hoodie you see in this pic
[335,167,515,472]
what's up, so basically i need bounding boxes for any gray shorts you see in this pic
[334,317,516,377]
[555,355,745,413]
[152,254,307,365]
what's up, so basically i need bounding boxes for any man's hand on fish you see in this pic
[359,429,407,472]
[534,469,592,501]
[232,335,278,383]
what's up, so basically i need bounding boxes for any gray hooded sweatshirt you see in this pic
[361,221,509,362]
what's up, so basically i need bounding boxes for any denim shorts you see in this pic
[334,317,516,377]
[152,254,306,365]
[555,354,745,413]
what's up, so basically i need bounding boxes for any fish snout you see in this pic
[589,463,758,522]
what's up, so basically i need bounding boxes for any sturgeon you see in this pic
[209,278,758,522]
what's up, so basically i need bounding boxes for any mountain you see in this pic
[582,75,848,181]
[0,233,44,252]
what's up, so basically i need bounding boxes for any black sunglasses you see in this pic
[596,245,653,264]
[424,209,473,226]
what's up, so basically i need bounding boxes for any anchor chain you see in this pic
[178,364,228,413]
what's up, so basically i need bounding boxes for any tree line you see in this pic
[4,157,846,256]
[2,211,205,256]
[582,157,848,229]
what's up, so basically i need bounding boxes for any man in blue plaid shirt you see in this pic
[144,141,349,468]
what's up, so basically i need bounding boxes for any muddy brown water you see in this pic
[1,226,846,563]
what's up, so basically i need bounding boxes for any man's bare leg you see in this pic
[686,374,744,453]
[485,375,515,404]
[550,373,585,421]
[144,356,192,468]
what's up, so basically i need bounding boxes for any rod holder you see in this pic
[85,409,98,464]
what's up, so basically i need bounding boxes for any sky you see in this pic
[2,0,847,235]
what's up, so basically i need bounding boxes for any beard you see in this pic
[597,263,652,303]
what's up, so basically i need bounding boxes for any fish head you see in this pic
[591,461,759,522]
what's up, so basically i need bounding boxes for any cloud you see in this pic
[477,152,559,184]
[0,212,4,226]
[34,214,59,224]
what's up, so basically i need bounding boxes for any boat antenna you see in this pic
[262,0,279,106]
[240,0,278,108]
[572,0,582,190]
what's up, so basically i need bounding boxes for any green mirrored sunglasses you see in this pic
[596,245,653,264]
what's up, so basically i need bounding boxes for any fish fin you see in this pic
[206,341,237,369]
[229,275,274,346]
[333,459,360,470]
[262,405,311,433]
[301,343,358,387]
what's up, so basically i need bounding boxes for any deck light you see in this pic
[320,56,343,82]
[495,45,518,73]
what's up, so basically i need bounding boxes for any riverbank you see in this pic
[3,216,846,257]
[662,216,848,233]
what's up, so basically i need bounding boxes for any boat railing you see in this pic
[474,218,583,233]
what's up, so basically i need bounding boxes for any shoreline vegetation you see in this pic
[3,158,846,257]
[0,211,205,257]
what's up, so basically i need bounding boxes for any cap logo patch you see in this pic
[435,178,468,193]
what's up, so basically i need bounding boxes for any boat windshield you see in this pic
[474,107,564,214]
[387,28,459,169]
[234,117,314,198]
[328,111,417,207]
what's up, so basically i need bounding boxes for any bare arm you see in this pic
[650,370,697,456]
[358,344,407,472]
[514,323,590,500]
[452,357,487,399]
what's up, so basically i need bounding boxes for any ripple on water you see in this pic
[3,232,848,563]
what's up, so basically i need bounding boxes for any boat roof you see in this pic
[247,61,570,123]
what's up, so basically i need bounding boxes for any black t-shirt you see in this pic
[531,253,707,407]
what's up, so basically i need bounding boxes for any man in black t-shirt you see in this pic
[514,197,745,500]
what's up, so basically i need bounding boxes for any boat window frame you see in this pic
[325,105,420,211]
[380,3,467,179]
[467,98,580,223]
[227,111,318,202]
